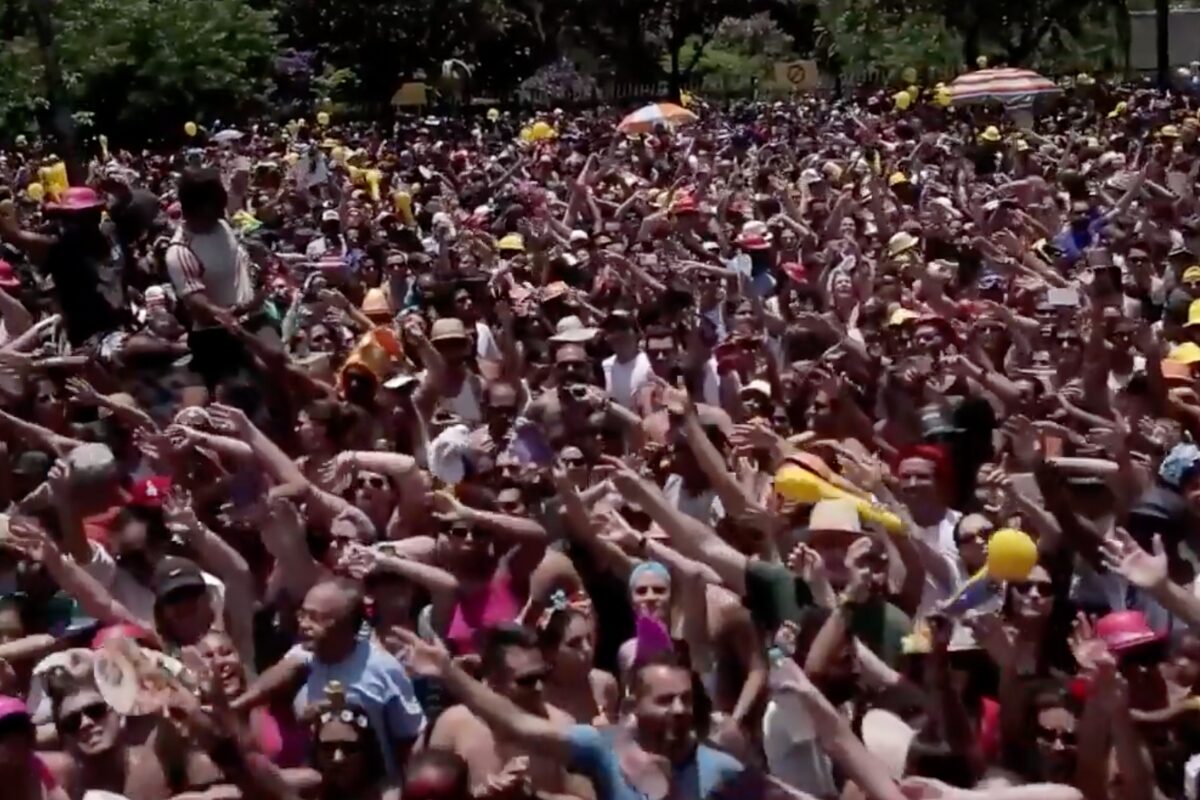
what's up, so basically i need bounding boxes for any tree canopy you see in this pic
[0,0,1152,142]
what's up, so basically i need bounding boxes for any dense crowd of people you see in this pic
[0,84,1195,800]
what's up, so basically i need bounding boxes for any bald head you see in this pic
[300,579,364,661]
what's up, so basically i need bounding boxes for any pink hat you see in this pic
[44,186,105,213]
[0,695,30,722]
[1096,610,1163,653]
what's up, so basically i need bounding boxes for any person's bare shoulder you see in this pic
[37,751,77,792]
[428,703,490,749]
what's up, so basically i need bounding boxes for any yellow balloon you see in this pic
[393,190,414,225]
[184,121,198,137]
[893,90,913,111]
[25,182,44,202]
[900,66,918,84]
[531,121,556,141]
[365,169,382,202]
[934,88,953,108]
[773,465,904,535]
[317,111,330,127]
[976,55,989,69]
[985,528,1038,581]
[519,127,534,142]
[487,108,500,122]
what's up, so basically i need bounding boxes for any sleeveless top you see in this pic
[445,571,521,655]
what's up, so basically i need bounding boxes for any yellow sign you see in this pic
[774,60,820,91]
[391,82,429,107]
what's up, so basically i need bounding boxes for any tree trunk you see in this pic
[669,45,681,100]
[1156,0,1170,88]
[28,0,83,184]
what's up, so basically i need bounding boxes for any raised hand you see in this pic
[46,458,73,502]
[163,487,202,543]
[64,377,103,407]
[392,627,452,678]
[208,404,252,437]
[1101,527,1167,591]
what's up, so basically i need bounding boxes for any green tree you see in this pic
[0,0,276,142]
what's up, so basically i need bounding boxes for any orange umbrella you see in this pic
[618,102,698,135]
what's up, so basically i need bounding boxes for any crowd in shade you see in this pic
[0,86,1197,800]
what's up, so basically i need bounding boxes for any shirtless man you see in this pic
[41,676,176,800]
[426,624,591,799]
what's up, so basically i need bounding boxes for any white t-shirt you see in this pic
[84,542,225,626]
[664,473,724,526]
[475,320,501,361]
[165,221,253,311]
[763,694,837,797]
[915,509,964,614]
[602,351,653,408]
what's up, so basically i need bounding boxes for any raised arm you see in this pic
[601,456,749,596]
[164,489,257,667]
[398,630,573,760]
[7,518,142,630]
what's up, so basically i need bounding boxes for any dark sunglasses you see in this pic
[1013,581,1052,598]
[513,670,550,690]
[1036,727,1076,747]
[59,702,109,735]
[444,525,483,540]
[318,739,365,757]
[354,475,389,491]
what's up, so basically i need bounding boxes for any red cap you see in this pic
[670,194,698,215]
[129,476,172,508]
[1095,610,1163,653]
[782,261,807,283]
[91,623,158,651]
[0,259,18,290]
[915,314,960,348]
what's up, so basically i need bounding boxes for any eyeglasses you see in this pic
[59,702,109,736]
[354,475,389,491]
[1013,581,1052,598]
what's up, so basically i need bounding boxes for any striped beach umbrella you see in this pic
[617,102,698,135]
[949,68,1059,106]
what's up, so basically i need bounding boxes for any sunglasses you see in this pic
[1013,581,1053,598]
[59,702,109,736]
[1036,727,1076,747]
[445,525,484,540]
[513,670,550,690]
[318,739,365,758]
[354,475,389,491]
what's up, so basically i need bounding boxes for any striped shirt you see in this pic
[165,220,253,313]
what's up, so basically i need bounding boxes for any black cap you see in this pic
[153,556,206,603]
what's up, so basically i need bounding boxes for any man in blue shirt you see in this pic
[235,579,425,777]
[399,629,750,800]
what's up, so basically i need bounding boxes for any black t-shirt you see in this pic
[108,188,164,247]
[45,229,126,344]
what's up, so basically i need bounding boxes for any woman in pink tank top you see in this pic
[433,489,575,655]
